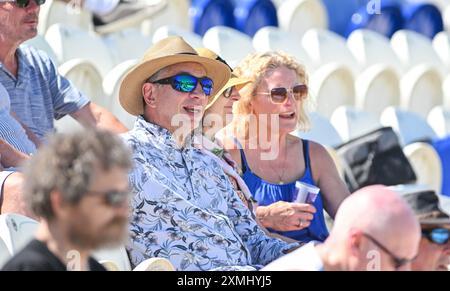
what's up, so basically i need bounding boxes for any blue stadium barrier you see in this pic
[401,1,443,39]
[346,0,404,38]
[432,136,450,197]
[321,0,362,36]
[191,0,236,36]
[234,0,278,37]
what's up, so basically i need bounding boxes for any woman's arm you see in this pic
[309,141,350,219]
[0,139,30,168]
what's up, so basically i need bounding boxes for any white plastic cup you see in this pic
[293,181,320,204]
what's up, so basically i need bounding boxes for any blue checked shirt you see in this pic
[0,45,89,140]
[122,116,299,271]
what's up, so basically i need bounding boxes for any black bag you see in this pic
[336,127,417,192]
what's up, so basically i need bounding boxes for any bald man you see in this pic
[262,185,421,271]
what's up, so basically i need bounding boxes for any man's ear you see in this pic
[142,83,157,108]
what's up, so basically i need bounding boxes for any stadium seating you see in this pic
[152,25,203,48]
[38,0,93,35]
[347,29,403,74]
[302,28,359,75]
[330,106,382,142]
[391,29,446,76]
[252,26,313,71]
[292,112,343,148]
[401,1,444,39]
[191,0,235,36]
[141,0,191,36]
[278,0,328,38]
[428,106,450,138]
[309,63,356,118]
[399,64,443,118]
[202,26,255,68]
[403,142,443,195]
[380,106,438,146]
[234,0,279,37]
[321,0,360,37]
[23,35,59,65]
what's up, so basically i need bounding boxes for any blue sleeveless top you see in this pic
[239,139,329,243]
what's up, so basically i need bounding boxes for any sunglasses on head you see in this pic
[86,190,131,207]
[256,84,308,104]
[363,233,417,270]
[151,73,214,96]
[1,0,46,8]
[422,228,450,245]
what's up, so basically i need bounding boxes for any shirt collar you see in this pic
[134,116,197,150]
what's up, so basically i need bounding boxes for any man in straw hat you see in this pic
[121,36,300,271]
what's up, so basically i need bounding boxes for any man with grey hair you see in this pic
[263,185,421,271]
[2,129,132,271]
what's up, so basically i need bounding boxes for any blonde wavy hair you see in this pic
[231,51,310,139]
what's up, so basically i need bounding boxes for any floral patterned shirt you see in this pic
[122,117,298,271]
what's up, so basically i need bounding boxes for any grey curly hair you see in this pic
[23,129,132,220]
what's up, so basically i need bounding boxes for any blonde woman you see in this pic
[219,52,350,243]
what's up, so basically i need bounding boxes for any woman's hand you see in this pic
[256,201,317,232]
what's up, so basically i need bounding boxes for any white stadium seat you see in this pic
[58,59,106,107]
[391,29,447,77]
[0,238,11,269]
[427,106,450,138]
[302,28,359,75]
[103,60,140,129]
[152,25,203,49]
[38,0,93,35]
[309,63,355,118]
[433,31,450,70]
[45,23,115,78]
[380,106,438,146]
[103,28,152,66]
[442,74,450,108]
[292,112,343,148]
[355,64,401,117]
[403,142,443,195]
[23,35,59,65]
[330,106,382,142]
[277,0,328,38]
[252,26,312,71]
[400,64,443,118]
[141,0,191,36]
[347,29,403,74]
[0,214,38,256]
[202,26,255,68]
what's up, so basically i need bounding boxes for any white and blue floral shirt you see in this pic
[122,117,298,271]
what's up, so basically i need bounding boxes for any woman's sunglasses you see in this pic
[151,73,214,96]
[256,84,308,104]
[1,0,46,8]
[422,228,450,245]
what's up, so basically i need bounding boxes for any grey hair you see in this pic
[23,129,132,220]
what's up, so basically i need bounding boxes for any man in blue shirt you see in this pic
[0,0,128,216]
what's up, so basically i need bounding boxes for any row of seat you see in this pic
[0,214,175,271]
[37,0,449,40]
[295,105,449,195]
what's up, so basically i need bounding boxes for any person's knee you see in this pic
[0,172,33,218]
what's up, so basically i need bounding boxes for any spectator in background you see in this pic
[400,190,450,271]
[219,51,349,243]
[2,129,132,271]
[57,0,167,32]
[0,83,37,216]
[121,36,300,271]
[263,185,421,271]
[0,0,128,217]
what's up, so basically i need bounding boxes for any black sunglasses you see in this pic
[256,84,308,104]
[422,228,450,245]
[151,73,214,96]
[1,0,46,8]
[363,233,417,270]
[223,86,235,98]
[86,190,131,207]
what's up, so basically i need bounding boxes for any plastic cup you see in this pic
[293,181,320,204]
